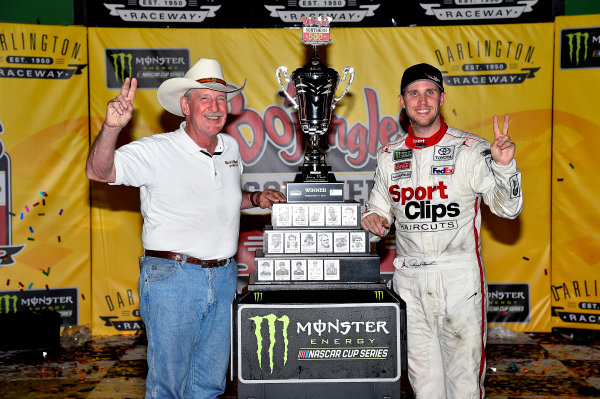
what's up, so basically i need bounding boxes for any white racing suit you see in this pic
[363,120,523,398]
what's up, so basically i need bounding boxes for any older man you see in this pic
[86,58,285,399]
[361,63,522,399]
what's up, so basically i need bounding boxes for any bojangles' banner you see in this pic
[551,14,600,330]
[0,23,90,328]
[88,23,553,334]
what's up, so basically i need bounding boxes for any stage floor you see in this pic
[0,329,599,398]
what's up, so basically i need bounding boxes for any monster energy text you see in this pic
[297,319,390,336]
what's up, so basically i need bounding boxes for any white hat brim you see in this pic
[157,78,246,117]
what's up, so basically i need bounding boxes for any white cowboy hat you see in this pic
[157,58,246,117]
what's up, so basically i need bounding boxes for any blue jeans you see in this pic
[138,255,238,399]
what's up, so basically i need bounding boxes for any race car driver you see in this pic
[360,63,523,399]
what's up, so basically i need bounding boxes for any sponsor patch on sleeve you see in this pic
[509,174,521,198]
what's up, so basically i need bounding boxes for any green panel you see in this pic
[0,0,73,25]
[565,0,600,15]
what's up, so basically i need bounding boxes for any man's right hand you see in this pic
[105,77,137,129]
[360,213,390,237]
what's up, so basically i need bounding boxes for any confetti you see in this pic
[523,257,529,261]
[27,237,35,241]
[42,267,51,276]
[29,226,34,233]
[28,282,33,289]
[45,284,49,290]
[33,202,39,207]
[6,279,9,286]
[59,209,64,215]
[25,205,30,212]
[20,213,24,220]
[8,212,15,216]
[58,236,61,242]
[544,269,547,275]
[40,191,48,196]
[42,199,46,206]
[569,163,574,169]
[81,293,85,300]
[38,213,45,216]
[557,178,564,181]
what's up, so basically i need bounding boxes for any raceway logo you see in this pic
[248,314,290,373]
[420,0,539,21]
[0,28,86,79]
[432,35,541,88]
[105,48,190,89]
[103,1,221,23]
[99,288,143,332]
[264,0,381,24]
[560,27,600,70]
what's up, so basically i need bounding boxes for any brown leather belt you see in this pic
[145,250,231,268]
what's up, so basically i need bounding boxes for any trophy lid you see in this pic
[292,46,339,81]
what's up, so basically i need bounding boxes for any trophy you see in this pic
[276,16,354,187]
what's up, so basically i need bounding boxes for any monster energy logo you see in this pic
[111,52,133,83]
[0,294,18,313]
[566,32,589,65]
[375,290,383,300]
[254,292,263,302]
[249,314,290,373]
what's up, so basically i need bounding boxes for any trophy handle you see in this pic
[275,66,298,109]
[332,66,355,109]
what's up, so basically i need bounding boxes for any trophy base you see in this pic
[294,163,337,183]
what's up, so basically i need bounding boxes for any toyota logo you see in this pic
[438,147,451,155]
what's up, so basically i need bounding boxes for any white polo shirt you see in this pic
[113,122,243,259]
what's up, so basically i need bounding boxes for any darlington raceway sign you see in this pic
[237,303,400,383]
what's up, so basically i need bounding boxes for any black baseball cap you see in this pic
[400,63,444,94]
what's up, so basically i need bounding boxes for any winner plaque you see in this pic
[276,16,354,199]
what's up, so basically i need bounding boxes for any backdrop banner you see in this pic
[83,0,555,28]
[551,14,600,331]
[89,22,553,334]
[0,23,90,329]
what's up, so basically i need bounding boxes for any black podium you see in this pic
[233,284,406,399]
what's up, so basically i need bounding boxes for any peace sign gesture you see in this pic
[105,77,137,129]
[490,114,515,166]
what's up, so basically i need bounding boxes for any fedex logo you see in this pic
[431,166,454,175]
[389,181,448,205]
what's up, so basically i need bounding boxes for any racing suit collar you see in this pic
[406,116,447,149]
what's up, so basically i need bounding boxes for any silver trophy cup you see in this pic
[276,46,354,182]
